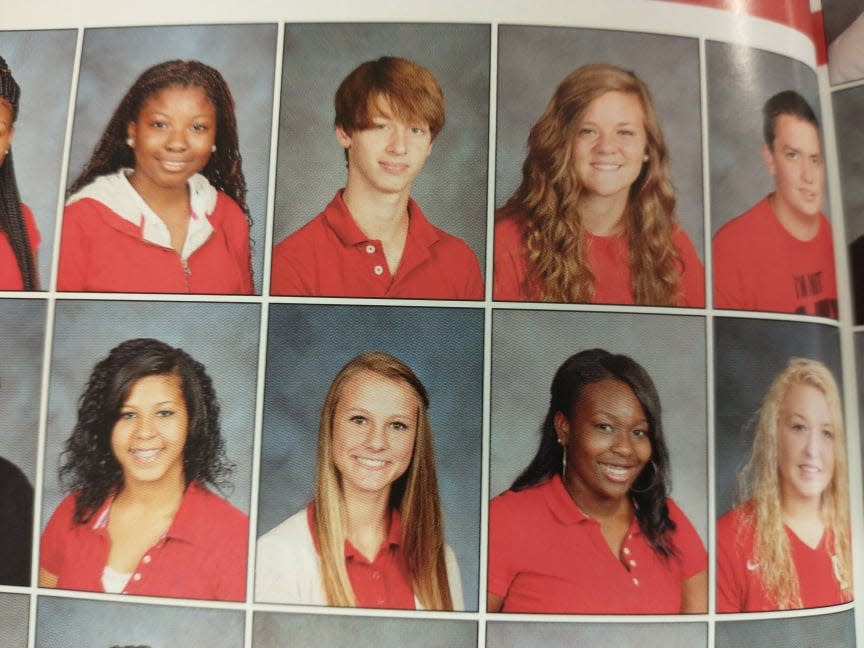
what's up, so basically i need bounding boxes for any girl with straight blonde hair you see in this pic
[256,351,462,610]
[494,63,703,306]
[717,358,851,611]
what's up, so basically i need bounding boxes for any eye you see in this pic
[349,415,367,425]
[618,129,635,136]
[785,151,799,160]
[118,411,136,420]
[156,409,174,418]
[595,422,613,433]
[391,420,409,431]
[410,126,427,135]
[191,122,209,132]
[632,427,648,438]
[578,127,596,137]
[822,428,834,440]
[151,119,168,129]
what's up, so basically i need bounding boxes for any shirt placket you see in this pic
[124,535,165,594]
[360,241,393,291]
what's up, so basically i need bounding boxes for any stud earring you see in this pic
[211,144,217,153]
[643,153,649,162]
[126,137,134,148]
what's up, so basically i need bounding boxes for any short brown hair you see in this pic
[334,57,445,140]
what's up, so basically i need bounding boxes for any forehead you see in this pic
[139,84,215,113]
[366,94,427,126]
[780,382,829,415]
[124,372,184,400]
[338,369,419,409]
[583,91,644,121]
[772,114,821,152]
[576,378,645,416]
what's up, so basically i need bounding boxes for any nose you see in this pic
[363,422,388,451]
[165,126,188,151]
[801,159,817,184]
[610,431,635,457]
[593,130,615,153]
[134,415,158,440]
[387,126,407,154]
[803,430,821,457]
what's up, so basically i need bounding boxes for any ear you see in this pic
[6,125,13,146]
[335,125,352,150]
[127,121,137,146]
[761,142,777,177]
[553,411,569,445]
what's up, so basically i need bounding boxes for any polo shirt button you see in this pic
[629,560,636,567]
[372,571,382,580]
[622,547,630,555]
[377,598,385,605]
[365,244,375,254]
[133,573,142,582]
[142,555,151,564]
[632,577,639,586]
[373,265,384,276]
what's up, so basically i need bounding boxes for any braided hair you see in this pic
[0,57,37,290]
[68,60,249,222]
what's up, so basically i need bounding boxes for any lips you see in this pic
[354,455,388,469]
[591,162,622,171]
[379,161,409,174]
[131,448,163,462]
[598,461,638,483]
[157,158,189,173]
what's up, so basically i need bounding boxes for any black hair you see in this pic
[0,57,37,290]
[59,338,233,524]
[511,348,677,557]
[763,90,819,148]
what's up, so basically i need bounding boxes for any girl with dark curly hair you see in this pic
[0,57,39,290]
[487,349,706,613]
[494,64,703,306]
[58,60,253,294]
[39,338,248,601]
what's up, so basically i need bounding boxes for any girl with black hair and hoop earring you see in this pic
[58,60,253,294]
[0,57,39,290]
[487,349,706,613]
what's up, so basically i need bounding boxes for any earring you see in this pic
[211,144,217,153]
[126,137,134,148]
[643,153,649,162]
[558,437,567,478]
[630,459,660,494]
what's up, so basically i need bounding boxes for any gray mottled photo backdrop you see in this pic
[273,23,490,274]
[36,596,244,648]
[0,298,45,485]
[253,612,477,648]
[0,29,77,286]
[716,609,855,647]
[714,317,841,517]
[0,592,28,647]
[41,300,259,529]
[834,85,864,243]
[491,310,708,542]
[495,25,703,258]
[706,41,822,233]
[258,303,483,608]
[67,24,277,291]
[486,621,707,647]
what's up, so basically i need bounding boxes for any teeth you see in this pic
[592,164,619,171]
[602,464,630,476]
[162,161,185,171]
[800,465,820,473]
[132,449,160,459]
[356,457,386,468]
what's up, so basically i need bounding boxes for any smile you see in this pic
[354,455,388,469]
[798,463,822,474]
[379,161,409,174]
[598,462,638,483]
[158,159,189,172]
[131,448,163,462]
[590,163,622,171]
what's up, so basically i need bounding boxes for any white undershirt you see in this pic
[101,565,132,593]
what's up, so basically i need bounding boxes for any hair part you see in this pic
[67,60,250,222]
[737,358,851,608]
[59,338,233,523]
[334,57,445,141]
[762,90,819,149]
[512,348,677,557]
[0,57,37,290]
[499,63,683,305]
[313,351,453,609]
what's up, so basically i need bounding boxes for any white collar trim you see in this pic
[67,169,217,261]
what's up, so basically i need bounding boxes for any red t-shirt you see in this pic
[493,216,704,306]
[0,204,40,290]
[306,504,415,609]
[716,503,847,612]
[488,475,706,614]
[270,191,483,299]
[40,482,249,601]
[712,196,837,317]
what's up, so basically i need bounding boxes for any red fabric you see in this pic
[305,504,415,610]
[270,191,483,299]
[656,0,815,41]
[40,482,248,602]
[716,503,846,612]
[57,193,253,294]
[0,203,40,290]
[712,196,837,317]
[488,475,707,614]
[493,216,704,306]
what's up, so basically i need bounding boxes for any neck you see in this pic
[342,487,392,560]
[781,491,823,522]
[578,194,628,236]
[562,474,633,522]
[770,193,820,241]
[115,470,186,512]
[129,173,191,214]
[342,184,411,241]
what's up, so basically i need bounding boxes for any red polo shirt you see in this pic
[488,474,706,614]
[306,504,415,609]
[40,482,248,601]
[0,204,40,290]
[270,191,483,299]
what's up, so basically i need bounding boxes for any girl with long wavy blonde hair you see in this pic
[255,352,462,610]
[493,63,704,306]
[717,358,851,611]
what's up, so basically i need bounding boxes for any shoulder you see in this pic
[211,192,248,224]
[44,493,82,533]
[714,199,769,241]
[258,507,315,554]
[717,503,753,542]
[274,211,330,255]
[185,484,248,534]
[490,482,548,520]
[0,457,30,489]
[494,214,526,245]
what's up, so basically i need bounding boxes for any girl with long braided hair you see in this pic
[0,57,39,290]
[58,60,253,294]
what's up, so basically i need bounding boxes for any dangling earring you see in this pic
[630,459,660,493]
[558,437,567,478]
[126,137,134,148]
[211,144,217,153]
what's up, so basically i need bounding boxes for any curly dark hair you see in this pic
[59,338,233,524]
[511,348,677,557]
[0,57,37,290]
[67,59,249,222]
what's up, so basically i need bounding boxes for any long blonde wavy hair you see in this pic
[499,63,683,304]
[738,358,851,609]
[313,352,453,609]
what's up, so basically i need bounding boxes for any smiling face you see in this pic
[776,382,835,507]
[555,378,652,510]
[126,84,217,199]
[336,96,433,200]
[0,98,14,168]
[331,369,419,500]
[111,372,189,489]
[762,114,824,223]
[571,90,648,208]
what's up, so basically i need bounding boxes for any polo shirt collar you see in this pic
[544,474,642,536]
